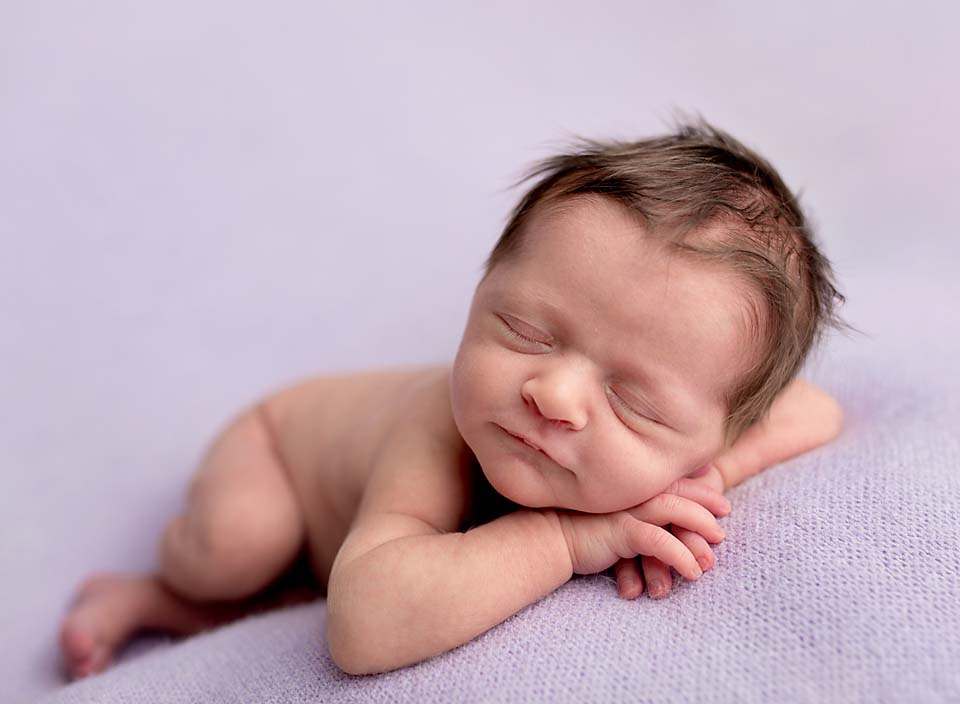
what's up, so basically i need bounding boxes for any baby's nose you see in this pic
[523,388,587,430]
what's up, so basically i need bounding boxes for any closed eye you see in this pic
[497,313,669,429]
[505,326,542,345]
[608,387,663,426]
[498,315,550,347]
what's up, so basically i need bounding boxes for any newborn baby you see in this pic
[58,118,847,679]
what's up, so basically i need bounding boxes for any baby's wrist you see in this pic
[536,508,575,578]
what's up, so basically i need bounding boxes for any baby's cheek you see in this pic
[454,340,502,394]
[451,344,509,438]
[451,347,487,406]
[626,451,687,502]
[589,449,668,510]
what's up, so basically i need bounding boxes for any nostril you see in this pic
[523,394,541,415]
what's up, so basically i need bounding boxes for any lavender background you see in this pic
[3,2,958,702]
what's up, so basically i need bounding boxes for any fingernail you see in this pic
[720,498,732,514]
[697,555,711,571]
[648,581,666,598]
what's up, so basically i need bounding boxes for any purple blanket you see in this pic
[37,270,960,702]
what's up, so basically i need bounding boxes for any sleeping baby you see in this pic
[58,116,848,678]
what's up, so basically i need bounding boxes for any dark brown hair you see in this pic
[483,114,853,447]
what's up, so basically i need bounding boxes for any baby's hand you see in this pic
[685,461,726,494]
[557,481,727,586]
[615,472,730,600]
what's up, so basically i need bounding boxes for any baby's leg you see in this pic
[157,402,307,600]
[59,556,320,679]
[59,402,310,678]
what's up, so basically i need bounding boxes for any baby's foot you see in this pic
[58,572,154,680]
[58,570,322,680]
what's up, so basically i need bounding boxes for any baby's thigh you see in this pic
[182,403,306,567]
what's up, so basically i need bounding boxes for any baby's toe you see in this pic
[59,612,113,679]
[59,617,94,677]
[74,644,112,678]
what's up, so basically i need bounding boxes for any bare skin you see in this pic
[58,197,844,678]
[60,562,320,678]
[57,362,839,680]
[58,364,447,680]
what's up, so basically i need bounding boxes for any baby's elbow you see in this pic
[329,648,374,677]
[327,622,359,675]
[327,618,378,676]
[327,598,378,676]
[326,603,401,676]
[329,642,403,677]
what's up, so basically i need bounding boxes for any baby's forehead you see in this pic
[523,196,646,250]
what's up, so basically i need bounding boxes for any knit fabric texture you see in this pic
[41,270,960,703]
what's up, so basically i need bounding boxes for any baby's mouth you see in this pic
[504,427,539,450]
[518,435,542,451]
[502,426,558,464]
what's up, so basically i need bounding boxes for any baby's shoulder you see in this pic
[401,364,461,446]
[359,364,520,534]
[352,364,480,534]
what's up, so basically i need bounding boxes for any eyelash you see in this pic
[499,317,657,424]
[503,324,547,347]
[608,387,659,425]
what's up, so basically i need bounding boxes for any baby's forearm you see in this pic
[714,378,843,490]
[326,509,572,675]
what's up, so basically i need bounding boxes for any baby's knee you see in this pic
[166,497,300,587]
[207,498,294,556]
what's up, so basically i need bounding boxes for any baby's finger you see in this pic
[614,557,644,600]
[662,477,731,517]
[685,462,726,495]
[621,517,703,581]
[640,553,673,599]
[672,526,715,572]
[627,495,725,544]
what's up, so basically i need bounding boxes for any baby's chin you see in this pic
[479,466,556,508]
[472,433,693,512]
[478,468,661,515]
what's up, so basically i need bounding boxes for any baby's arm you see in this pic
[327,508,572,675]
[712,377,844,491]
[328,488,726,674]
[325,371,578,675]
[326,384,728,674]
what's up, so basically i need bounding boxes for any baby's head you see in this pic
[450,116,847,513]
